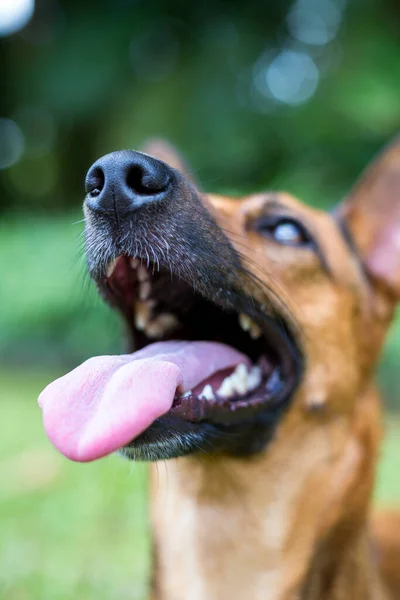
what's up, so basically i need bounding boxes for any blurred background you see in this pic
[0,0,399,598]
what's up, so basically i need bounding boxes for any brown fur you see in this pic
[143,138,400,600]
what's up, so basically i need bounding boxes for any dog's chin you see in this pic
[93,255,302,462]
[118,417,219,462]
[118,412,285,461]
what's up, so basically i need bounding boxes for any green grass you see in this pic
[0,370,150,600]
[375,419,400,505]
[0,370,399,600]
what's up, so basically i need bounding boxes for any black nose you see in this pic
[85,150,173,216]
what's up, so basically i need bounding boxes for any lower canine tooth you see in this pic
[146,313,179,338]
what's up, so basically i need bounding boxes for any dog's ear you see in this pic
[140,138,194,182]
[338,135,400,299]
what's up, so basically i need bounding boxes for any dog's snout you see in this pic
[85,150,173,216]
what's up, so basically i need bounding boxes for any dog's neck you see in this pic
[149,386,388,600]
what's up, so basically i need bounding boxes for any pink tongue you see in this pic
[38,341,248,462]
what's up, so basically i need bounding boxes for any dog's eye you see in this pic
[254,217,312,247]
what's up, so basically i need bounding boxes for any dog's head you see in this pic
[40,137,400,474]
[79,137,400,463]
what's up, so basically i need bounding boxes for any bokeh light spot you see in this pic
[265,50,319,105]
[287,0,342,46]
[0,0,34,37]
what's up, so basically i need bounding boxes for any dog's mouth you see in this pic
[104,256,298,420]
[96,253,301,459]
[39,246,301,463]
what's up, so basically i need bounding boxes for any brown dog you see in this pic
[39,137,400,599]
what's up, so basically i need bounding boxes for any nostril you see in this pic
[85,167,105,197]
[126,163,171,196]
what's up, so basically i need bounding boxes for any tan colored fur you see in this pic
[144,139,400,600]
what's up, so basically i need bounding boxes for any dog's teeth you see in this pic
[217,371,235,398]
[146,313,179,339]
[182,390,192,398]
[134,301,152,331]
[217,378,233,398]
[138,266,148,282]
[199,384,215,401]
[216,363,261,398]
[249,323,262,340]
[234,363,249,394]
[130,257,140,269]
[106,258,119,278]
[239,314,262,339]
[247,366,262,391]
[239,313,251,331]
[217,363,248,398]
[139,280,151,301]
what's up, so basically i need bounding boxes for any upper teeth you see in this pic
[146,313,179,339]
[107,259,262,348]
[139,280,151,301]
[138,265,149,282]
[106,257,119,278]
[130,257,140,269]
[134,301,152,331]
[216,363,262,399]
[239,313,262,340]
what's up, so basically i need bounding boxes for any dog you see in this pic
[39,137,400,599]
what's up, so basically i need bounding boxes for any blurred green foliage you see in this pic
[1,0,400,211]
[0,371,149,600]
